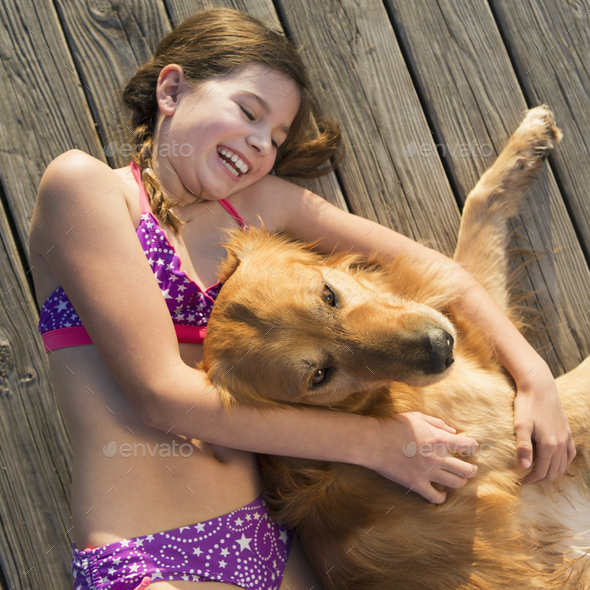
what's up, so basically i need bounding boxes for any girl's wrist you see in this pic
[513,356,553,393]
[333,413,378,469]
[352,415,399,472]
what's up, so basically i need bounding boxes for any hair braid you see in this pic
[128,114,185,233]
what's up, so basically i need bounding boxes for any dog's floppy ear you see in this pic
[216,235,245,283]
[216,222,266,283]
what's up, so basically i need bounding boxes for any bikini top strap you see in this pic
[219,198,249,230]
[129,161,151,215]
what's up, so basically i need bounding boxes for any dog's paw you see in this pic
[513,105,563,166]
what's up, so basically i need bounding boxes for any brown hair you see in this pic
[123,8,343,233]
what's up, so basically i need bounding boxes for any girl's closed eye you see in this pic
[240,105,279,148]
[240,105,255,121]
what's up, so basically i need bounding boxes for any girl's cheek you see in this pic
[260,159,276,177]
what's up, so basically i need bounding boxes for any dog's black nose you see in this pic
[426,328,454,374]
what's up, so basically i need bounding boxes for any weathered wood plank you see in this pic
[0,0,111,587]
[0,0,105,258]
[166,0,278,26]
[164,0,348,210]
[52,0,172,170]
[0,195,73,588]
[383,0,590,375]
[490,0,590,263]
[273,0,462,257]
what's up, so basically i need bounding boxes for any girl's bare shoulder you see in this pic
[231,173,320,232]
[37,149,114,194]
[30,151,133,251]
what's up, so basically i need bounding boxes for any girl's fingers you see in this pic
[524,446,552,483]
[441,433,479,455]
[419,414,456,433]
[558,448,569,479]
[443,457,478,480]
[544,443,570,483]
[417,483,447,505]
[541,450,563,483]
[515,425,534,469]
[431,469,468,490]
[567,437,577,464]
[133,577,152,590]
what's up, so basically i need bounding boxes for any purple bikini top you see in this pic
[38,161,248,353]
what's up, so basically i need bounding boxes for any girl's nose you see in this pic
[247,132,272,157]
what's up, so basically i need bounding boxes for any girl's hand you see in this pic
[514,366,576,483]
[369,412,479,504]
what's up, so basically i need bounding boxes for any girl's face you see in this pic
[154,63,301,202]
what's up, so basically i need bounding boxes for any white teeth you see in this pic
[218,147,249,174]
[221,158,239,176]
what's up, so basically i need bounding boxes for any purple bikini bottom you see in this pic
[72,496,293,590]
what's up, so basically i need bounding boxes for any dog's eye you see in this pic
[323,285,336,307]
[311,368,329,385]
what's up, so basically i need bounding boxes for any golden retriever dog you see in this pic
[202,106,590,589]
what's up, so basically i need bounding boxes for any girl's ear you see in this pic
[156,64,187,116]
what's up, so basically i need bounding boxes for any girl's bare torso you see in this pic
[31,164,319,588]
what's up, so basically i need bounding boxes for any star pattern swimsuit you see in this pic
[37,162,293,589]
[72,497,293,590]
[38,161,248,351]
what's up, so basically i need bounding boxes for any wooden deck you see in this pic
[1,0,590,587]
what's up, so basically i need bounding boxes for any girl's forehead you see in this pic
[206,63,298,95]
[189,63,301,120]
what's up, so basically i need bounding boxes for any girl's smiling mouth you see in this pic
[217,146,250,178]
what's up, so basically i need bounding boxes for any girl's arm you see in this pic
[30,150,477,504]
[148,363,477,504]
[261,176,576,483]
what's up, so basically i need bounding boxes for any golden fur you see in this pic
[202,106,590,589]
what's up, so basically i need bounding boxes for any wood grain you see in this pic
[0,0,107,587]
[490,0,590,263]
[0,197,73,588]
[0,0,105,257]
[384,0,590,375]
[52,0,172,170]
[274,0,462,256]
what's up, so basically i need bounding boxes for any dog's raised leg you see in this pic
[453,106,562,312]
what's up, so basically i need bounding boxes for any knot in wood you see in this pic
[20,370,36,384]
[89,0,119,22]
[0,341,13,379]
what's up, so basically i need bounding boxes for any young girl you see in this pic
[29,8,574,590]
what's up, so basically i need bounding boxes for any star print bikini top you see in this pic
[38,161,248,353]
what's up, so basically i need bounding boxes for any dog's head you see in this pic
[202,227,456,408]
